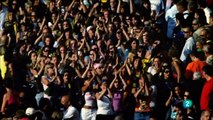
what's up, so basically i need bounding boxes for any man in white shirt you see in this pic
[176,0,189,19]
[165,0,179,39]
[0,2,8,36]
[61,95,80,120]
[149,0,165,24]
[180,26,195,64]
[198,0,212,24]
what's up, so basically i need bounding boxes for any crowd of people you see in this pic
[0,0,213,119]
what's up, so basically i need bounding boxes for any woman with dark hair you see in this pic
[109,71,127,118]
[131,57,143,84]
[129,39,139,55]
[165,84,183,119]
[1,78,18,117]
[194,9,207,26]
[80,67,97,120]
[133,74,151,120]
[168,45,184,83]
[96,80,114,120]
[141,0,151,21]
[154,66,176,119]
[41,63,61,100]
[173,13,185,39]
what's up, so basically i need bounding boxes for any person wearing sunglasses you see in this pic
[180,26,195,65]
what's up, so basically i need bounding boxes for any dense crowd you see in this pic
[0,0,213,119]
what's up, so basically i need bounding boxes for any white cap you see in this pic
[48,22,53,27]
[206,55,213,66]
[25,107,36,116]
[86,26,93,32]
[193,72,202,80]
[94,63,102,69]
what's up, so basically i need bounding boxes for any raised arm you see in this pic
[121,26,130,41]
[134,87,143,98]
[81,72,95,93]
[34,33,44,45]
[37,59,45,76]
[51,14,60,31]
[165,91,173,107]
[107,88,113,99]
[1,94,9,113]
[129,0,134,14]
[125,61,132,76]
[172,60,182,83]
[64,0,76,20]
[81,62,91,79]
[80,0,87,13]
[37,17,46,36]
[109,72,118,89]
[119,73,127,90]
[96,87,107,100]
[55,32,64,44]
[144,81,149,96]
[116,0,122,14]
[88,2,99,17]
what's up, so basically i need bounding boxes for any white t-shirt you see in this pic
[149,0,164,15]
[204,7,212,24]
[63,105,80,120]
[165,4,178,38]
[97,95,114,115]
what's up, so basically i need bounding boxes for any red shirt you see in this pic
[200,78,213,110]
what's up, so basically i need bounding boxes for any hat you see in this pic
[206,55,213,66]
[193,72,201,80]
[101,0,107,3]
[25,107,36,116]
[83,0,90,6]
[86,26,94,32]
[94,63,102,69]
[84,56,90,60]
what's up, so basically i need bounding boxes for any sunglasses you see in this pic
[184,94,189,97]
[192,23,198,25]
[183,31,190,33]
[44,49,49,52]
[164,70,170,73]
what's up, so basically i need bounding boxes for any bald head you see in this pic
[61,95,71,108]
[201,110,212,120]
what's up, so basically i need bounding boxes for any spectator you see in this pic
[200,65,213,110]
[165,0,179,39]
[0,0,213,119]
[180,26,195,65]
[185,50,207,80]
[200,110,212,120]
[60,95,79,120]
[96,80,114,120]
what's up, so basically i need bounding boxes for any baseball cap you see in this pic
[25,107,36,116]
[86,26,94,32]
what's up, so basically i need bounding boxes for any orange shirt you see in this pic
[185,60,207,80]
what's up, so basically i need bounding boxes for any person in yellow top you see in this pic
[0,46,7,79]
[1,0,8,7]
[0,34,10,79]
